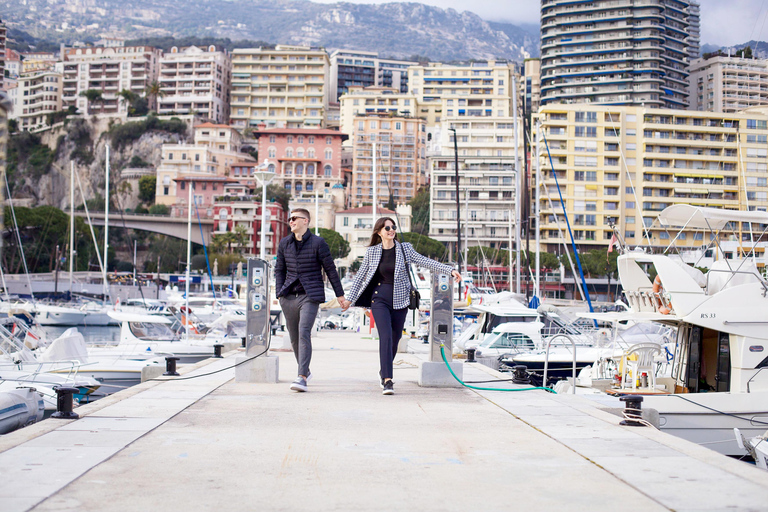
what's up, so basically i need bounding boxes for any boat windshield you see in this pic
[480,330,535,350]
[129,321,178,341]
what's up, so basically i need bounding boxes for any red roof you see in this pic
[336,206,396,215]
[173,176,238,183]
[195,122,234,129]
[255,128,347,137]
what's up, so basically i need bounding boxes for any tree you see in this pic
[79,89,103,115]
[253,183,291,212]
[138,175,156,203]
[144,81,165,110]
[399,231,447,261]
[408,186,430,235]
[318,228,350,260]
[148,204,169,215]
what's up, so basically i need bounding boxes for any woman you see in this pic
[342,217,461,395]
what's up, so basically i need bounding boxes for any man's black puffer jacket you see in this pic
[275,230,344,302]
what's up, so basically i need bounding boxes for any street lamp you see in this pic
[254,159,275,260]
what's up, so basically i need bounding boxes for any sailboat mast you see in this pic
[185,178,193,342]
[513,74,521,295]
[535,119,541,300]
[103,144,110,300]
[69,161,74,294]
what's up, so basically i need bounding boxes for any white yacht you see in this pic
[583,204,768,456]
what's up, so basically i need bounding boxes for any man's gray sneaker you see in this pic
[290,376,308,392]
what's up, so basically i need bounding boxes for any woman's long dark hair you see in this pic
[367,217,398,247]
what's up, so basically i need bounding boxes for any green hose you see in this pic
[440,344,557,394]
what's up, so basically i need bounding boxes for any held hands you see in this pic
[338,297,351,311]
[451,270,462,283]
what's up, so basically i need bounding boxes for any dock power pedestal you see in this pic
[235,258,279,383]
[419,272,463,387]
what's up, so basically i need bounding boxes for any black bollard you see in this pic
[164,356,180,376]
[466,348,476,363]
[213,344,223,358]
[512,365,531,384]
[619,395,645,427]
[51,387,80,419]
[241,336,246,348]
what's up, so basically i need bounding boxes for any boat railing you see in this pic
[624,289,672,314]
[542,334,577,394]
[705,268,768,296]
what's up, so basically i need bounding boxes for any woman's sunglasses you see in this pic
[383,225,397,232]
[289,216,307,222]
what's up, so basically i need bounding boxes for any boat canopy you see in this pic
[107,311,172,324]
[658,204,768,231]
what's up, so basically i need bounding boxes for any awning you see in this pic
[658,204,768,230]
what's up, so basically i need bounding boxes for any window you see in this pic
[287,135,293,143]
[324,164,332,177]
[326,136,332,145]
[575,111,597,123]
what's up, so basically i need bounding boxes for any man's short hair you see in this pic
[291,208,311,221]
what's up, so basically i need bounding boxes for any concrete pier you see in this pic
[1,331,767,511]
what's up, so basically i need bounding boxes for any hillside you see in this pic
[2,0,539,61]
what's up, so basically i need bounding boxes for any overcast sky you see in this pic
[310,0,768,47]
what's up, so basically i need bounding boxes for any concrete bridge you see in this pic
[73,212,214,245]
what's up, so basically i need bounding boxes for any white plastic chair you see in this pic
[621,343,662,390]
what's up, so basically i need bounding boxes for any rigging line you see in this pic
[4,173,35,300]
[533,130,586,302]
[605,112,652,247]
[524,127,580,297]
[74,168,105,278]
[193,197,216,300]
[111,185,147,306]
[735,124,756,261]
[749,0,768,47]
[541,132,594,314]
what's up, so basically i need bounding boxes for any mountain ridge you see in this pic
[2,0,540,62]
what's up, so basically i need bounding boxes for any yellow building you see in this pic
[534,104,768,252]
[407,61,516,127]
[338,86,417,147]
[229,45,330,130]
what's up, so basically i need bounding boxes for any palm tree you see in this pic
[118,89,137,115]
[79,89,103,115]
[144,81,165,112]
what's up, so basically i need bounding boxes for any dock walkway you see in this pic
[1,331,767,511]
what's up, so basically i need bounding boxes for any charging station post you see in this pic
[418,272,463,387]
[235,258,279,383]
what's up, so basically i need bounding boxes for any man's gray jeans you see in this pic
[279,293,320,377]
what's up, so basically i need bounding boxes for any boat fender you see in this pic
[652,275,671,315]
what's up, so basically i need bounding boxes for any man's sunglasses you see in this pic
[289,216,308,222]
[383,225,397,232]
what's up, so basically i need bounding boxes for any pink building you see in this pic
[171,176,289,257]
[255,128,348,197]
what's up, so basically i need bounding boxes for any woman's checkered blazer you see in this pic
[346,241,454,310]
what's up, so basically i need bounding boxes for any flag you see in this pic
[607,233,618,260]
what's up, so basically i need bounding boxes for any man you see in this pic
[275,208,347,392]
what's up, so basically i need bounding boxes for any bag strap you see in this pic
[398,242,417,286]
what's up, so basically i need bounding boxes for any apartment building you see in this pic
[540,0,700,108]
[534,104,768,253]
[688,55,768,113]
[351,115,427,207]
[407,61,517,127]
[438,118,521,158]
[338,86,418,146]
[62,45,162,115]
[329,50,414,101]
[524,58,541,117]
[334,204,412,266]
[209,200,288,259]
[155,123,254,206]
[230,45,330,130]
[157,45,231,124]
[20,53,57,73]
[254,127,346,197]
[429,156,518,255]
[4,49,20,79]
[10,69,62,131]
[0,20,6,90]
